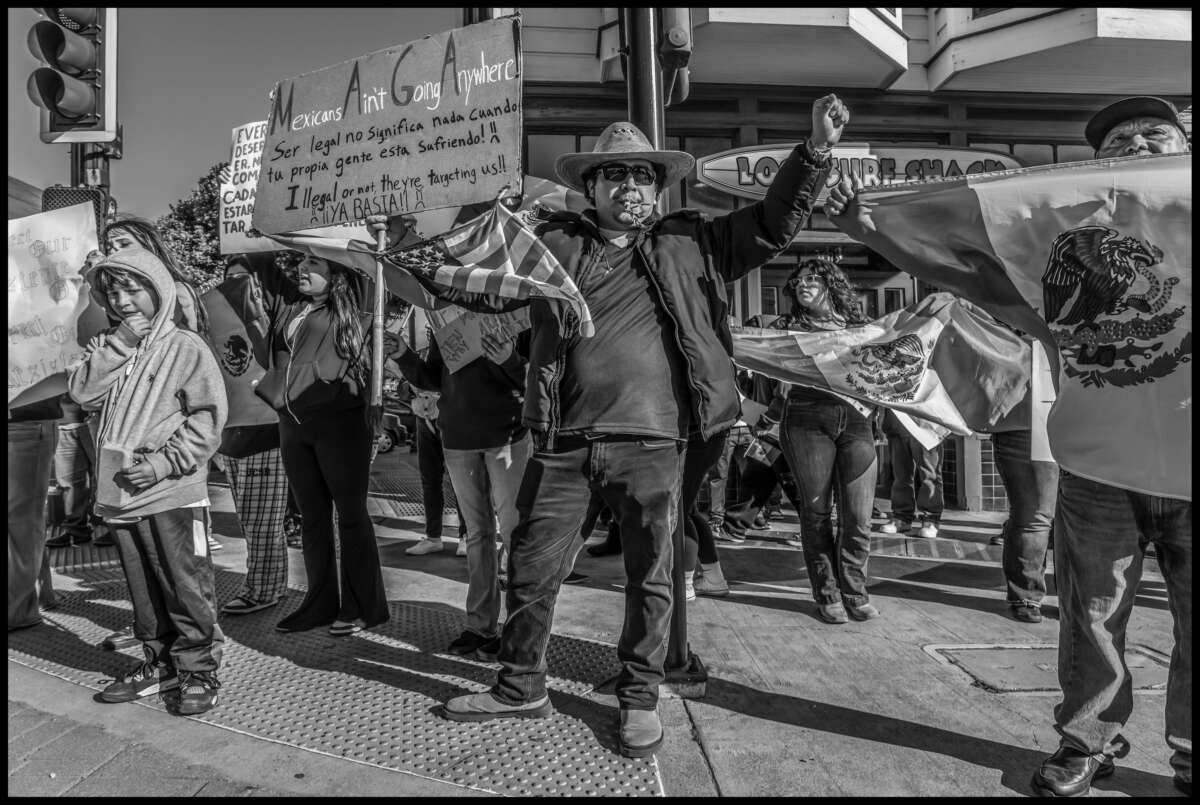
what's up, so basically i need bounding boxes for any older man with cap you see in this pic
[824,94,1191,797]
[371,94,848,757]
[1028,95,1191,799]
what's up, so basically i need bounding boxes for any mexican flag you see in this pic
[842,153,1191,500]
[731,293,1032,444]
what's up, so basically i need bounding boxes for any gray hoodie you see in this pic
[68,247,227,520]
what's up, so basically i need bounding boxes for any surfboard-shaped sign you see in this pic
[697,143,1024,204]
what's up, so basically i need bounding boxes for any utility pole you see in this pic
[622,6,707,697]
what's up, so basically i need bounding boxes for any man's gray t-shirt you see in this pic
[556,233,690,440]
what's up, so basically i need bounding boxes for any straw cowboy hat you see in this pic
[555,122,695,195]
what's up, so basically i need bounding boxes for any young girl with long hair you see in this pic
[764,259,880,625]
[251,253,389,635]
[102,216,209,337]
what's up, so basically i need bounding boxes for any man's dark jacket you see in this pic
[402,141,832,448]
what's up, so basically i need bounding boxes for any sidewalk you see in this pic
[9,449,1183,797]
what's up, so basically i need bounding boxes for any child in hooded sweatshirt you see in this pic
[68,246,228,716]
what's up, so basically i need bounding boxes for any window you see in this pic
[972,8,1009,18]
[761,286,779,317]
[884,288,907,314]
[858,291,878,320]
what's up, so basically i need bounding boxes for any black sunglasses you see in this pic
[597,163,658,185]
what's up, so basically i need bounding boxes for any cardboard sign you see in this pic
[221,120,370,253]
[7,203,99,406]
[434,307,530,373]
[252,16,523,236]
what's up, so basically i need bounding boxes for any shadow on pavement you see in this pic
[701,676,1179,797]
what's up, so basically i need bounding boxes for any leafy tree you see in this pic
[154,162,225,293]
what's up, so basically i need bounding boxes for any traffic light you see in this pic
[42,185,112,232]
[26,7,118,143]
[659,8,691,107]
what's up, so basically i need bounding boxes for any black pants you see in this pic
[682,430,727,568]
[111,506,224,671]
[415,419,466,540]
[278,407,388,629]
[494,435,684,710]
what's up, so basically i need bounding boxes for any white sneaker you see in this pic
[879,519,908,535]
[406,538,443,556]
[684,575,696,602]
[456,539,468,557]
[915,521,939,539]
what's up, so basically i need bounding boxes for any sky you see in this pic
[9,7,461,220]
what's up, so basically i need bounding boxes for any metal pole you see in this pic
[623,6,696,682]
[70,143,86,187]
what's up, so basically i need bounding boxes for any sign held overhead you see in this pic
[252,16,523,236]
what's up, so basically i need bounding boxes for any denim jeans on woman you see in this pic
[990,429,1056,606]
[492,434,683,711]
[779,395,878,607]
[1053,471,1191,784]
[443,435,531,639]
[8,420,58,629]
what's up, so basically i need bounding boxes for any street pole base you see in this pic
[662,650,708,699]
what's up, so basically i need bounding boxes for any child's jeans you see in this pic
[110,506,224,671]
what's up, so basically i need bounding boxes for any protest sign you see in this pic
[220,120,370,253]
[434,306,530,373]
[8,203,99,406]
[252,16,523,236]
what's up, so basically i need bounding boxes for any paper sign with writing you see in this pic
[434,306,530,373]
[7,203,99,406]
[252,16,523,236]
[221,120,370,253]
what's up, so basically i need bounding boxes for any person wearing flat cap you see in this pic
[370,93,849,757]
[822,92,1191,799]
[1027,95,1191,799]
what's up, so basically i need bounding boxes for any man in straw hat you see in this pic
[371,93,849,758]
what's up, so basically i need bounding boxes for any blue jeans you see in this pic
[991,429,1056,606]
[8,420,58,629]
[886,430,944,524]
[444,436,531,638]
[111,507,224,671]
[415,420,466,540]
[1053,471,1191,783]
[780,397,878,607]
[53,417,98,536]
[492,435,684,711]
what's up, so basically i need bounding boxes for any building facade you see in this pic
[505,6,1191,510]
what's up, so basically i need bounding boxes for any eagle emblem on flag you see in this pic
[1042,226,1188,388]
[844,333,931,402]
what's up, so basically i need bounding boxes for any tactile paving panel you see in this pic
[9,567,663,797]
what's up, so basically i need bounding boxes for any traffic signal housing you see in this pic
[26,7,118,143]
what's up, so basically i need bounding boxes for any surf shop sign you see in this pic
[698,143,1024,204]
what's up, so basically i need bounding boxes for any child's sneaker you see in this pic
[879,519,910,535]
[100,660,178,702]
[174,670,221,715]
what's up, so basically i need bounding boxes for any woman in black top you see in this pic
[252,254,389,635]
[767,259,879,625]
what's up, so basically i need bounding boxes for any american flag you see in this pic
[385,201,595,337]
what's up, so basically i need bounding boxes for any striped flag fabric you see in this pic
[837,153,1191,499]
[384,200,595,337]
[732,293,1032,441]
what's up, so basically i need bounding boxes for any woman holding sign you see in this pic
[249,253,389,635]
